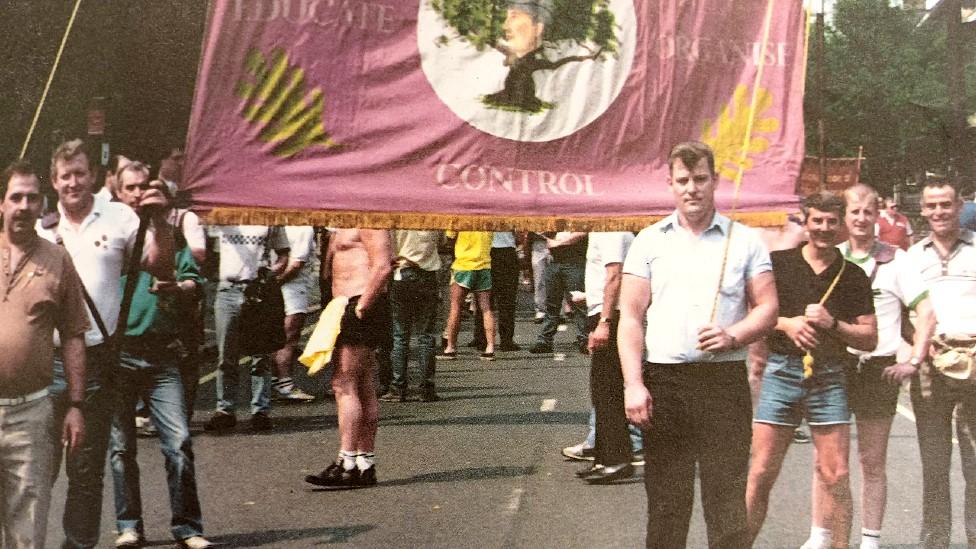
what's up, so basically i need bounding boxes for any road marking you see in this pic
[540,399,557,412]
[505,487,524,514]
[199,370,217,385]
[553,353,566,362]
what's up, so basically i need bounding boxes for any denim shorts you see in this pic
[755,352,851,427]
[452,269,492,292]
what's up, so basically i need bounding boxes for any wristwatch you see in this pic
[909,356,924,368]
[598,317,611,324]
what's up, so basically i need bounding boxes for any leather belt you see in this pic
[0,388,49,406]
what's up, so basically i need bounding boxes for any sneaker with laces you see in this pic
[115,528,144,548]
[379,389,407,402]
[275,387,316,402]
[203,411,236,432]
[562,443,596,461]
[305,460,376,490]
[529,342,553,354]
[179,535,214,549]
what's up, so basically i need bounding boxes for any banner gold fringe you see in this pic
[202,208,788,231]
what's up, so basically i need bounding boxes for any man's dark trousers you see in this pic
[588,314,631,466]
[910,370,976,548]
[643,361,752,549]
[473,246,519,347]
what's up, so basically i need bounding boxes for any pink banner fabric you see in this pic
[184,0,806,227]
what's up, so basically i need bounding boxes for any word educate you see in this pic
[233,0,396,34]
[435,164,604,196]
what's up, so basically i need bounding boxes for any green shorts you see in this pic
[452,269,492,292]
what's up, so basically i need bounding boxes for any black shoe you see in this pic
[419,389,440,402]
[529,342,553,354]
[575,463,605,479]
[305,460,375,489]
[499,342,521,352]
[480,352,495,361]
[793,427,811,444]
[203,411,236,432]
[584,463,634,484]
[379,389,407,402]
[250,412,273,431]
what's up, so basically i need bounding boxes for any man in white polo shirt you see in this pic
[618,141,778,548]
[38,139,175,549]
[907,179,976,549]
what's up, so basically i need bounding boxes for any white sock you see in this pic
[860,528,880,549]
[274,377,295,393]
[339,450,358,471]
[356,452,375,471]
[806,526,831,549]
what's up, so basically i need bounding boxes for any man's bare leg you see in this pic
[332,345,367,452]
[273,313,311,398]
[444,282,468,354]
[811,423,852,549]
[745,422,794,545]
[353,346,379,452]
[475,290,496,354]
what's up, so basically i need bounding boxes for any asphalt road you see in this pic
[46,294,971,548]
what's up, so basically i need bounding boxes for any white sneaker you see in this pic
[115,528,144,548]
[276,387,315,402]
[179,535,214,549]
[799,538,829,549]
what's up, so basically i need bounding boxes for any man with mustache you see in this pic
[0,160,88,548]
[746,191,878,549]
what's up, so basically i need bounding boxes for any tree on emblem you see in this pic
[428,0,619,114]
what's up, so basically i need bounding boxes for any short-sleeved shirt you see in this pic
[37,194,140,346]
[0,237,89,396]
[585,232,634,317]
[280,226,316,294]
[623,212,772,364]
[393,230,442,272]
[449,231,492,271]
[907,230,976,335]
[211,225,290,283]
[838,241,928,358]
[769,245,874,361]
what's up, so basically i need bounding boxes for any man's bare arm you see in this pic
[699,271,778,352]
[356,230,394,315]
[61,334,86,452]
[546,231,587,248]
[618,273,652,428]
[588,263,622,351]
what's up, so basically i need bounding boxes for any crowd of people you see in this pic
[1,138,975,549]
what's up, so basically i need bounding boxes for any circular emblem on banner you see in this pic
[418,0,637,143]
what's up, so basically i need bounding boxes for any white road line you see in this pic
[505,487,525,514]
[199,370,218,385]
[540,399,557,412]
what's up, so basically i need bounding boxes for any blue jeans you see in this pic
[389,267,439,391]
[584,408,643,453]
[537,260,586,346]
[110,348,203,540]
[49,344,116,549]
[214,282,271,415]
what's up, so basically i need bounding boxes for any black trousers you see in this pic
[588,314,631,465]
[473,247,519,346]
[910,371,976,548]
[643,361,752,549]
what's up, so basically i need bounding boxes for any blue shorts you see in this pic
[754,352,851,427]
[452,269,492,292]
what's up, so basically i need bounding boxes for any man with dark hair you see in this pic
[907,179,976,548]
[618,141,778,548]
[0,161,88,548]
[108,164,212,549]
[38,138,175,549]
[746,191,878,549]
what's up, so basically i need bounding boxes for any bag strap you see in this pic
[54,232,112,344]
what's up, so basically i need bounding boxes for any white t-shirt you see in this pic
[838,242,928,357]
[37,195,140,346]
[585,232,634,317]
[172,209,206,254]
[281,226,316,292]
[211,225,289,282]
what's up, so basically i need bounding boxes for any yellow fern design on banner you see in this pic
[235,48,339,158]
[701,84,779,181]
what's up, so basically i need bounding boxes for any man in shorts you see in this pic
[746,191,878,549]
[271,225,317,402]
[305,228,392,489]
[798,184,935,549]
[439,231,496,360]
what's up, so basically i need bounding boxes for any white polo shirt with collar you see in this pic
[37,194,140,347]
[907,229,976,336]
[622,212,771,364]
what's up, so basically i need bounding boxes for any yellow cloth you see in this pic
[450,231,492,271]
[299,296,349,376]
